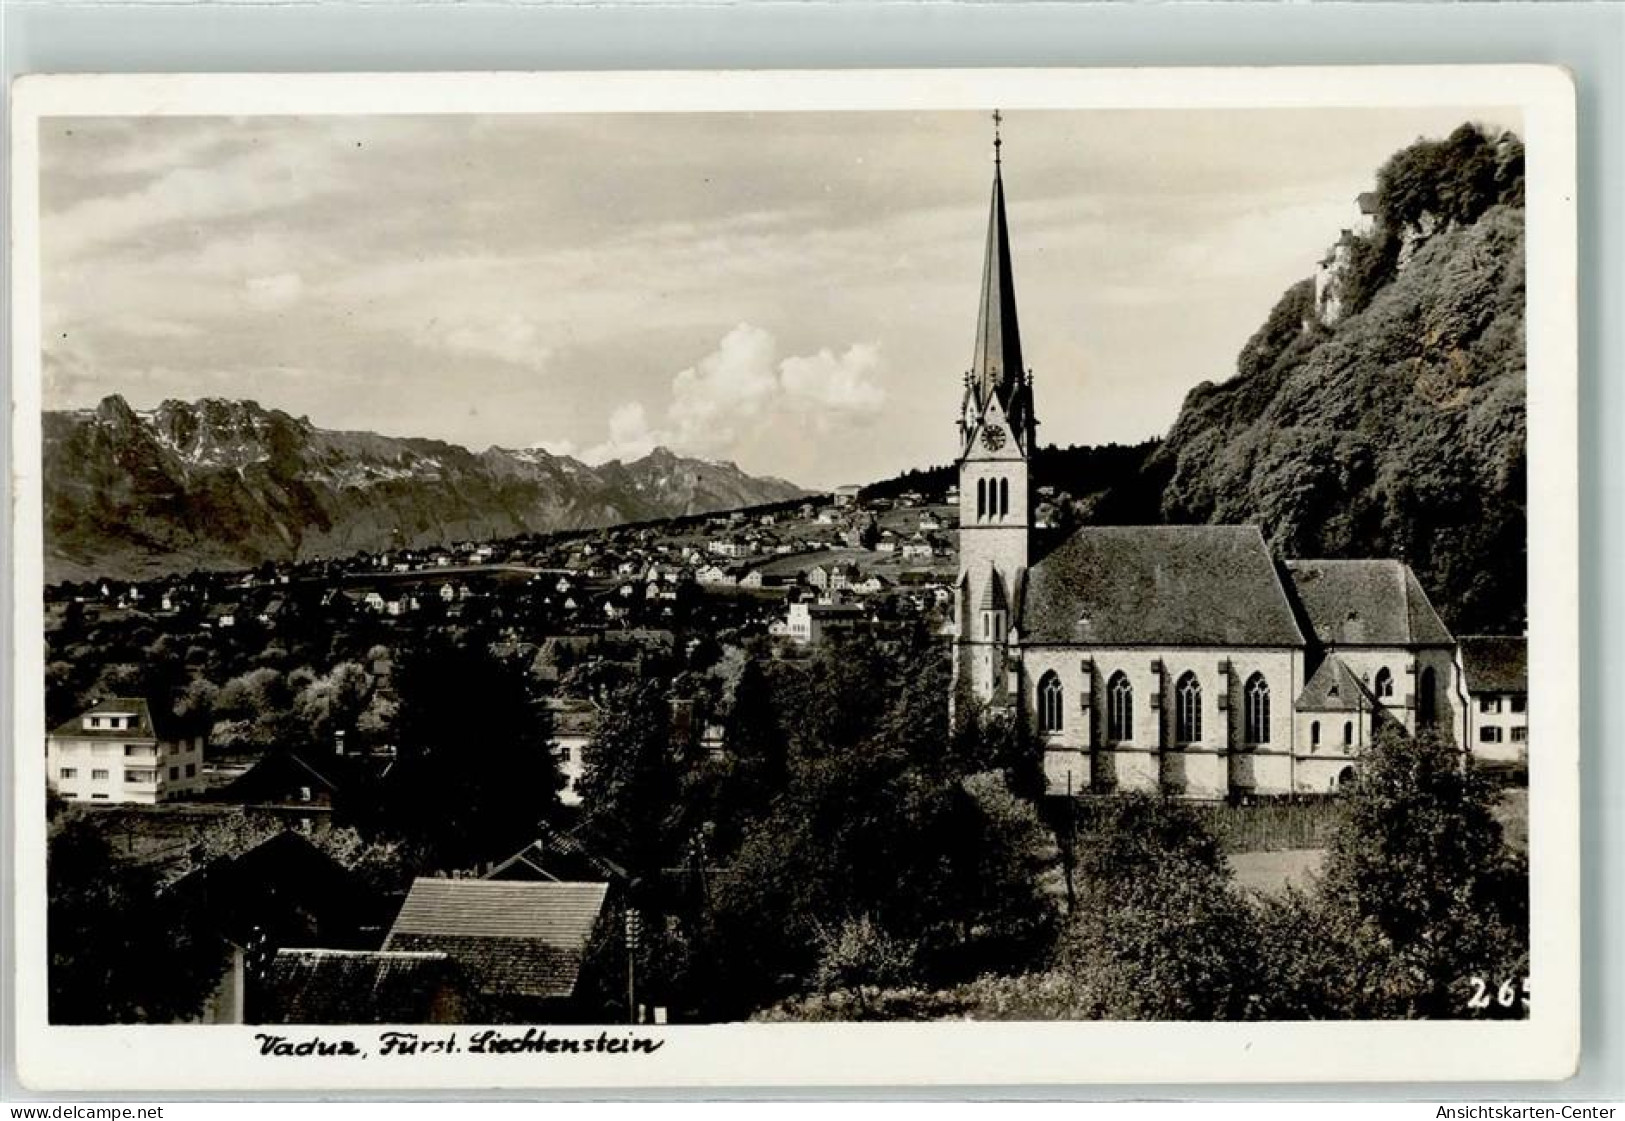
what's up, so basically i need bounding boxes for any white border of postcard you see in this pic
[9,66,1580,1091]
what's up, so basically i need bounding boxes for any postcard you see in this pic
[7,66,1579,1090]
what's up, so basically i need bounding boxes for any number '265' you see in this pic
[1467,976,1530,1010]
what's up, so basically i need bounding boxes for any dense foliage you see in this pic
[761,725,1526,1023]
[48,815,226,1023]
[380,632,565,869]
[572,634,1058,1021]
[1256,727,1529,1019]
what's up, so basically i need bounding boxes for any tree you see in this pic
[576,680,682,879]
[694,644,1058,1020]
[1307,726,1528,1018]
[381,632,563,869]
[1057,795,1267,1021]
[703,659,789,854]
[291,661,373,750]
[48,815,226,1023]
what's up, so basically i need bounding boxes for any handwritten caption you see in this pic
[254,1029,667,1060]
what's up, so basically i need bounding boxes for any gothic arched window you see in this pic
[1374,667,1394,700]
[1343,720,1354,747]
[999,477,1010,518]
[1244,673,1271,745]
[1175,671,1201,745]
[1037,672,1064,735]
[1311,720,1322,751]
[1107,672,1133,744]
[1418,666,1438,729]
[976,478,987,520]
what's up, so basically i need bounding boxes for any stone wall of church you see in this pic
[1022,644,1304,798]
[1417,645,1470,747]
[1319,645,1467,746]
[1295,753,1363,794]
[1292,708,1368,794]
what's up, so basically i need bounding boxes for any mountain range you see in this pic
[42,396,808,583]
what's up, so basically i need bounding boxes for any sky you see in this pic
[40,106,1518,489]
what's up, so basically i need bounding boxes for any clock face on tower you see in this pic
[980,427,1008,452]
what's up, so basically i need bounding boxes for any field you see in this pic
[1228,849,1325,895]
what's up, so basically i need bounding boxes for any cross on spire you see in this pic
[992,108,1003,165]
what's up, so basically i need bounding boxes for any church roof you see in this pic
[1295,653,1375,713]
[972,163,1026,408]
[1018,526,1305,647]
[964,151,1035,451]
[1284,559,1454,647]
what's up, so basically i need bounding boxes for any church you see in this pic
[950,125,1469,800]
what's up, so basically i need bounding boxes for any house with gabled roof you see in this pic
[484,825,630,886]
[1459,634,1528,762]
[383,878,611,1022]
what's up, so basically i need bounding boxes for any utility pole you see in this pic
[1063,771,1077,916]
[624,907,641,1025]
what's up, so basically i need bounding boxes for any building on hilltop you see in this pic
[950,120,1470,800]
[47,697,206,805]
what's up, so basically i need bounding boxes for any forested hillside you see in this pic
[1150,124,1527,634]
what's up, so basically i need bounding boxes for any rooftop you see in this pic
[383,878,609,1000]
[1019,526,1305,647]
[259,949,460,1024]
[1284,559,1454,647]
[1295,653,1377,713]
[1459,634,1528,695]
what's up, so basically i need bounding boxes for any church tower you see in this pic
[955,113,1036,709]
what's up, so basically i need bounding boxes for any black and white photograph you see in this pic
[7,68,1580,1090]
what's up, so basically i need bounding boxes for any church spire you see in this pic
[970,110,1029,439]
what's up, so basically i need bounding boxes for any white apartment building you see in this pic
[48,697,206,805]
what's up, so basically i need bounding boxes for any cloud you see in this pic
[580,323,887,465]
[244,272,305,310]
[583,401,662,465]
[780,343,885,411]
[434,310,551,369]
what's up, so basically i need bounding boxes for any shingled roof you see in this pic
[1018,526,1304,647]
[383,879,608,1001]
[1295,653,1376,713]
[1284,560,1454,647]
[1459,635,1527,695]
[258,949,463,1024]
